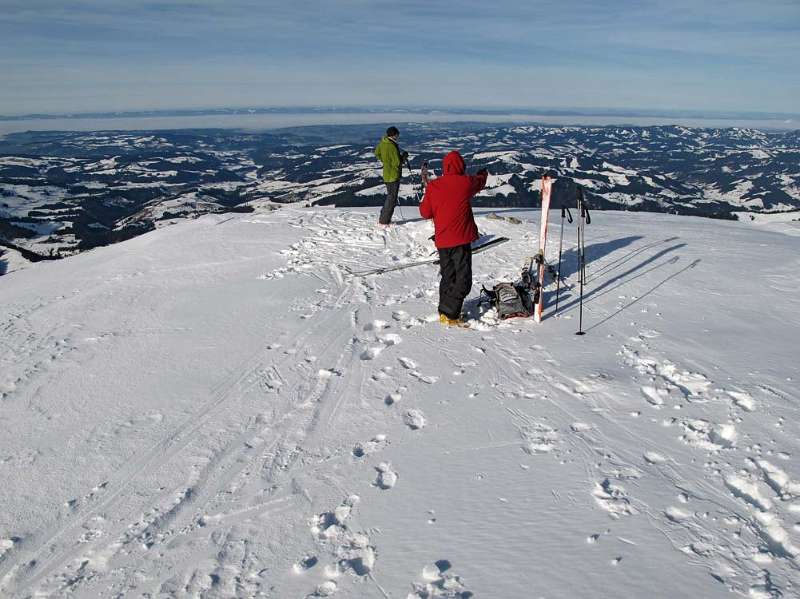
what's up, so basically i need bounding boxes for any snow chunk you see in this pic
[403,410,426,430]
[375,462,398,489]
[724,474,772,511]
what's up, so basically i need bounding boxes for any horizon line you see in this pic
[2,105,798,123]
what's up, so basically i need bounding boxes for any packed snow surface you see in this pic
[1,206,799,598]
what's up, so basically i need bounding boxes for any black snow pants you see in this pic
[438,243,473,319]
[379,180,400,225]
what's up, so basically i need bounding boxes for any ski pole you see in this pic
[576,186,588,335]
[400,157,428,222]
[554,205,573,314]
[391,159,411,222]
[580,196,590,283]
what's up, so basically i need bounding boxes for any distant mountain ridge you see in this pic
[3,106,797,121]
[1,123,798,265]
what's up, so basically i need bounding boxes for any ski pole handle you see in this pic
[562,206,573,223]
[577,187,591,224]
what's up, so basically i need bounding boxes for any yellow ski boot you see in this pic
[439,313,469,328]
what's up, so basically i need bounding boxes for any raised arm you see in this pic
[469,169,489,196]
[419,186,433,219]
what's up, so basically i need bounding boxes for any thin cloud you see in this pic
[0,0,797,114]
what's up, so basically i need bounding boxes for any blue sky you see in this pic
[1,0,798,116]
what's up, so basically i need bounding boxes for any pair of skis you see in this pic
[532,176,590,332]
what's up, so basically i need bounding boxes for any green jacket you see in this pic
[374,136,403,183]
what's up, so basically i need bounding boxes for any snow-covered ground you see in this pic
[0,206,798,598]
[733,210,800,237]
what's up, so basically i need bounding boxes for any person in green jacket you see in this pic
[374,126,408,226]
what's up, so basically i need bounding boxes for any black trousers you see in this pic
[379,181,400,224]
[438,243,473,319]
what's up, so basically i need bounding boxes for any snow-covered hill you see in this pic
[1,206,798,598]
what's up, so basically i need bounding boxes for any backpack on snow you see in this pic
[480,257,539,319]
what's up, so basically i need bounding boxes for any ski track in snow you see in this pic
[4,288,362,596]
[1,207,798,598]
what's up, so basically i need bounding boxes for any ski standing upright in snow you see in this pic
[534,175,553,322]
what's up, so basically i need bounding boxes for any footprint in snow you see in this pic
[363,320,389,331]
[723,473,772,511]
[358,337,403,363]
[400,317,425,330]
[352,434,388,458]
[408,560,473,598]
[680,542,714,558]
[311,580,337,597]
[727,389,756,412]
[679,419,737,450]
[360,346,384,360]
[665,506,692,523]
[308,494,377,581]
[748,571,781,599]
[638,329,661,339]
[385,392,402,406]
[757,459,800,497]
[378,333,402,346]
[410,371,438,385]
[318,368,341,379]
[0,538,19,561]
[398,357,417,369]
[310,495,360,540]
[640,385,669,408]
[293,555,318,573]
[592,479,637,519]
[643,451,667,465]
[512,414,559,455]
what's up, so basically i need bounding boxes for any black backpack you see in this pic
[480,257,539,319]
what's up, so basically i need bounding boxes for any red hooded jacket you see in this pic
[419,151,487,249]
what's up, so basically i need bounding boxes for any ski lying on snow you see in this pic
[347,236,509,277]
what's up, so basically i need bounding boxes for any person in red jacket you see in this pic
[419,151,488,325]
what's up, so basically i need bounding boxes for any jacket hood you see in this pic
[443,151,466,175]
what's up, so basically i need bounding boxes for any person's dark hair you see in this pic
[386,126,400,137]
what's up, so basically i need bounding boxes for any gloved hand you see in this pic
[401,151,409,161]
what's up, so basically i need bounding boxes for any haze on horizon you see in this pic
[1,0,798,118]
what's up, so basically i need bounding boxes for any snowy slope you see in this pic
[0,247,31,275]
[0,206,799,598]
